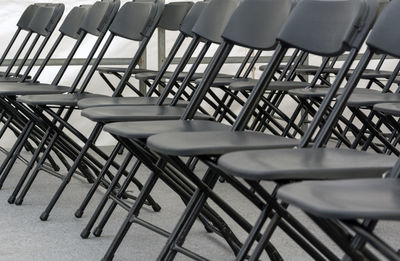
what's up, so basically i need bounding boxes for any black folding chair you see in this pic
[143,0,395,260]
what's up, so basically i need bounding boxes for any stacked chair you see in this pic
[1,0,400,260]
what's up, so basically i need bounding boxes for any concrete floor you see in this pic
[0,149,398,261]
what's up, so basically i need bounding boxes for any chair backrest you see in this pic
[109,1,157,41]
[136,0,165,38]
[179,1,208,37]
[27,4,65,37]
[222,0,292,50]
[17,4,40,31]
[367,0,400,59]
[59,5,92,39]
[278,0,377,56]
[192,0,240,44]
[158,2,193,31]
[80,0,120,36]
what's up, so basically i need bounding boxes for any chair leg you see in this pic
[39,123,103,221]
[80,151,134,238]
[102,169,161,261]
[92,160,145,238]
[0,120,34,189]
[248,204,288,261]
[75,143,124,218]
[8,127,53,204]
[15,129,62,205]
[157,169,219,261]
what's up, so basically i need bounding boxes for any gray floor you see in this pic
[0,149,399,261]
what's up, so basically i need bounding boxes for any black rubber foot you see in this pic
[152,203,162,212]
[75,209,84,218]
[7,196,16,204]
[15,198,23,205]
[204,225,213,233]
[93,227,103,237]
[80,228,90,239]
[101,255,114,261]
[40,212,49,221]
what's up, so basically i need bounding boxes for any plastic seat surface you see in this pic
[17,93,107,106]
[259,64,320,72]
[289,87,381,98]
[278,178,400,220]
[194,76,236,87]
[135,71,233,82]
[96,67,157,74]
[81,105,213,123]
[146,131,298,156]
[0,77,26,83]
[229,79,326,92]
[104,119,231,139]
[77,96,188,109]
[374,102,400,116]
[217,148,396,180]
[346,92,400,107]
[259,64,393,79]
[0,82,70,96]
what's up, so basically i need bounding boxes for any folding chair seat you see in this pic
[260,59,394,80]
[276,161,400,260]
[278,178,400,220]
[346,92,400,107]
[134,70,233,83]
[0,4,64,82]
[218,148,395,181]
[289,85,382,98]
[17,93,108,107]
[81,105,212,122]
[104,119,231,139]
[374,102,400,116]
[96,67,155,75]
[77,96,188,109]
[229,79,326,92]
[147,130,297,156]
